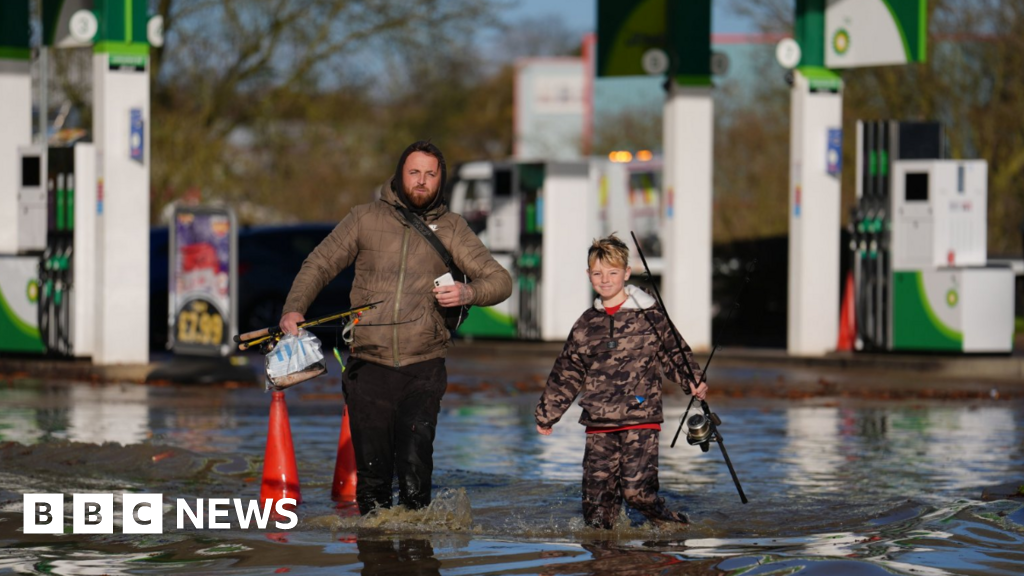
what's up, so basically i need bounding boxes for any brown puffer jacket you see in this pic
[535,285,704,429]
[282,179,512,367]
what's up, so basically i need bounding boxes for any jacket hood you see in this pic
[594,284,657,311]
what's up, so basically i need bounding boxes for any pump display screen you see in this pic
[21,156,40,187]
[905,172,929,202]
[494,168,512,197]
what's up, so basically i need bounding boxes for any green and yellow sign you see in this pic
[42,0,149,69]
[821,0,927,69]
[596,0,711,85]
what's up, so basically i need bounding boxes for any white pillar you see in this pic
[662,83,713,351]
[787,70,843,356]
[92,52,150,365]
[72,144,97,357]
[604,161,630,241]
[541,162,597,341]
[0,59,32,253]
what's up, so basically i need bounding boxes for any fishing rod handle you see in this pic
[236,326,271,343]
[237,335,271,351]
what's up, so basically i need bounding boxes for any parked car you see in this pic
[150,223,354,351]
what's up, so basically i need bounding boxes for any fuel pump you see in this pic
[853,121,941,351]
[853,120,1014,353]
[36,145,96,357]
[0,144,95,357]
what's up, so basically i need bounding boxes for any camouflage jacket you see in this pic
[535,285,704,429]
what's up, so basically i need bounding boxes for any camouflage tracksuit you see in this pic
[535,285,703,529]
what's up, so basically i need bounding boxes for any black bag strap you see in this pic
[396,205,468,282]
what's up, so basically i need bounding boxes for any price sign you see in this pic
[175,298,226,347]
[169,206,237,356]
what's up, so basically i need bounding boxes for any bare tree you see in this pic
[149,0,506,222]
[590,107,662,156]
[722,0,1024,254]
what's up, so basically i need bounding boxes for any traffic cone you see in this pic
[330,405,358,502]
[836,270,856,352]
[260,391,302,509]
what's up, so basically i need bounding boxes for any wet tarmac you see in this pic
[1,345,1023,575]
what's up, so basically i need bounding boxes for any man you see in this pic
[279,141,512,514]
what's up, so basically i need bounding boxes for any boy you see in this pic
[535,234,708,530]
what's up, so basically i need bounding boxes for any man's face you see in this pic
[402,151,442,208]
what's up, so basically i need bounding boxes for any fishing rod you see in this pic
[671,261,754,449]
[630,231,750,504]
[233,301,382,351]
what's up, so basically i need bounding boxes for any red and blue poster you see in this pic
[169,206,237,356]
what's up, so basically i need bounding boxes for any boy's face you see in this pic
[588,258,631,301]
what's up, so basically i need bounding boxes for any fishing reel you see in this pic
[684,412,722,452]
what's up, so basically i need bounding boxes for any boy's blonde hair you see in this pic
[587,234,630,269]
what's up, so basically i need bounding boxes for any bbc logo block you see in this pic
[24,493,164,535]
[23,494,64,534]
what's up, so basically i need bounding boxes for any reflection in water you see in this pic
[0,385,71,444]
[922,407,1016,491]
[534,540,718,576]
[155,409,244,453]
[356,537,440,576]
[784,406,842,491]
[687,532,866,558]
[439,404,530,474]
[0,547,163,576]
[534,403,586,482]
[0,384,150,446]
[68,385,149,445]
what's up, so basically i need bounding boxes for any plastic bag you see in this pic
[264,329,326,391]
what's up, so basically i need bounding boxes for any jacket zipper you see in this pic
[393,226,410,366]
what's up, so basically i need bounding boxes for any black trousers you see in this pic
[343,357,447,514]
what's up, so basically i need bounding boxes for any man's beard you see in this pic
[405,184,438,208]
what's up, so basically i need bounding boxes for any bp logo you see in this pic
[26,280,39,303]
[832,28,850,55]
[946,289,959,308]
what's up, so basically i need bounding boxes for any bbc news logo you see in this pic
[24,494,297,534]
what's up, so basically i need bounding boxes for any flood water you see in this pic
[1,348,1023,575]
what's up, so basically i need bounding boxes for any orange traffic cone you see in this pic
[330,405,358,502]
[260,391,302,509]
[836,270,856,352]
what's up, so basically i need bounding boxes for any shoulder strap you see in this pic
[396,205,468,281]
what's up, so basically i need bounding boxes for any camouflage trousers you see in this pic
[582,428,689,529]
